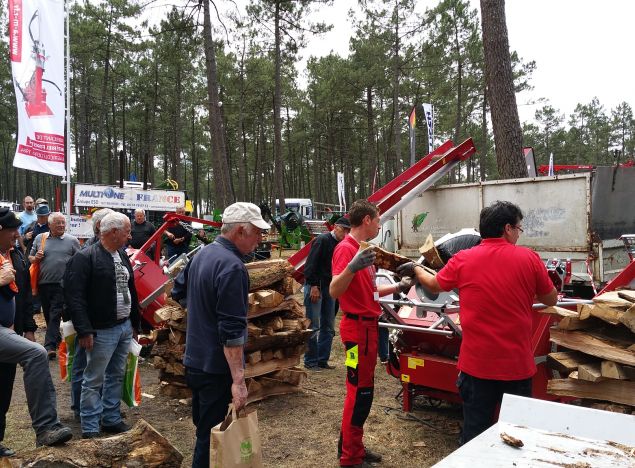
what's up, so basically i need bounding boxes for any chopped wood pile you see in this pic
[150,259,310,404]
[543,289,635,411]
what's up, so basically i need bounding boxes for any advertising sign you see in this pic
[67,215,93,239]
[74,184,185,212]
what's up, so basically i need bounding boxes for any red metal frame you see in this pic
[537,160,635,176]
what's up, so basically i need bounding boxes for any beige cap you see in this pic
[222,202,270,230]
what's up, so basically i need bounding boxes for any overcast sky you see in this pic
[296,0,635,124]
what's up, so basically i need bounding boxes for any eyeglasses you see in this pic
[513,225,524,233]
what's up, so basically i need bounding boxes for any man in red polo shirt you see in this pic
[330,200,412,468]
[398,200,557,445]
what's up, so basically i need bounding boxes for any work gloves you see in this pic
[396,261,420,278]
[397,276,415,293]
[348,247,376,273]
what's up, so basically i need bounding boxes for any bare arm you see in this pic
[536,287,558,306]
[223,345,247,410]
[413,265,445,293]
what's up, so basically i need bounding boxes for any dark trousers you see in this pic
[457,371,532,445]
[185,367,233,468]
[0,363,17,441]
[39,283,65,352]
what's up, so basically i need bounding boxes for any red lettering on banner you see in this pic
[9,0,22,62]
[34,132,65,144]
[26,137,64,154]
[18,143,65,163]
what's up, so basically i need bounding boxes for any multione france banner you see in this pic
[9,0,66,176]
[74,184,186,212]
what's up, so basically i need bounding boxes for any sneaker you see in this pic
[36,423,73,447]
[82,432,100,439]
[47,350,56,360]
[0,444,16,457]
[101,421,132,434]
[364,448,382,463]
[318,362,336,369]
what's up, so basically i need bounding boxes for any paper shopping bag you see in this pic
[210,406,263,468]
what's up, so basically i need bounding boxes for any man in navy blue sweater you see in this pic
[172,202,269,468]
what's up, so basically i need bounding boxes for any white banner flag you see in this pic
[337,172,346,212]
[548,152,554,176]
[9,0,66,176]
[422,103,434,152]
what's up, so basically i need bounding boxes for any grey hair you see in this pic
[92,208,115,234]
[100,212,129,234]
[220,222,252,235]
[134,209,145,215]
[48,212,65,224]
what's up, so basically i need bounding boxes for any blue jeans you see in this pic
[80,319,132,434]
[303,284,336,367]
[186,368,233,468]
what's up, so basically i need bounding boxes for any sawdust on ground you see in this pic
[4,316,461,467]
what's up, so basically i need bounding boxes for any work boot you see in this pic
[0,444,16,457]
[364,448,382,463]
[82,432,100,439]
[36,423,73,447]
[101,421,131,434]
[318,362,336,369]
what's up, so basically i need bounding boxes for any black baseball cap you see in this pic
[0,208,22,229]
[334,217,351,229]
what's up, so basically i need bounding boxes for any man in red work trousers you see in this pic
[330,200,413,468]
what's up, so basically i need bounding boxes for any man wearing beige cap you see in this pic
[172,202,269,468]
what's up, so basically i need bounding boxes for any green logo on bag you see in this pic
[240,438,253,462]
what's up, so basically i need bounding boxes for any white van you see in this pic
[275,198,313,219]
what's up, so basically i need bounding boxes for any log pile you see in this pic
[151,259,310,403]
[543,289,635,411]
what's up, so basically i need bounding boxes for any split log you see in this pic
[245,355,302,379]
[577,303,622,325]
[153,356,167,369]
[419,234,445,269]
[601,360,635,380]
[264,316,284,331]
[248,298,305,320]
[7,420,183,467]
[247,351,262,365]
[248,323,262,338]
[282,319,301,331]
[548,378,635,406]
[159,372,187,387]
[246,380,303,405]
[593,291,633,309]
[159,384,192,399]
[153,306,175,324]
[170,307,185,322]
[299,318,311,330]
[587,401,633,414]
[255,289,284,308]
[167,320,186,332]
[245,329,313,353]
[272,349,285,360]
[165,362,186,376]
[271,276,303,296]
[268,367,307,386]
[619,306,635,334]
[540,306,579,318]
[150,328,171,343]
[169,330,186,345]
[546,351,597,374]
[248,260,294,291]
[248,293,257,305]
[261,349,274,362]
[249,302,260,315]
[577,363,604,382]
[359,241,411,272]
[549,329,635,366]
[617,289,635,303]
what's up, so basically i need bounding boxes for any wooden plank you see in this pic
[540,306,579,318]
[578,303,622,325]
[548,378,635,406]
[547,351,597,374]
[549,329,635,366]
[601,360,635,380]
[577,363,604,382]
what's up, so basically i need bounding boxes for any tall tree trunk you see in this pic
[237,40,248,201]
[273,1,286,213]
[480,0,527,179]
[391,0,401,180]
[366,87,375,198]
[191,107,199,216]
[202,0,233,208]
[95,6,114,184]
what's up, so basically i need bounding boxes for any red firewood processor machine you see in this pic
[288,139,608,411]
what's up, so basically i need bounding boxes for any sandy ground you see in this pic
[4,318,461,467]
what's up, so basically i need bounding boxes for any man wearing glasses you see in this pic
[397,200,557,445]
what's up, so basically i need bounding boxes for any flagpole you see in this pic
[64,0,71,214]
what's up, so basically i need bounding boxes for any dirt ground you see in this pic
[4,317,461,467]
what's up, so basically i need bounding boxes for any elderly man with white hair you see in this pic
[83,208,114,248]
[64,212,140,439]
[171,202,269,468]
[29,212,80,358]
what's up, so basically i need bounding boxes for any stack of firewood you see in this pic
[151,259,311,403]
[543,289,635,411]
